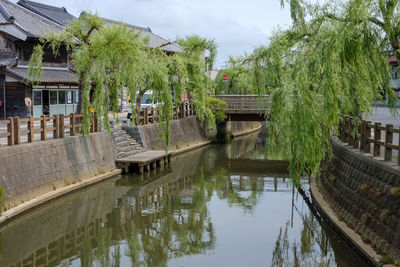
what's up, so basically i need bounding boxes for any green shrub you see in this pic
[207,97,228,123]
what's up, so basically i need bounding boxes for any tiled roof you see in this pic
[0,57,16,67]
[0,0,64,38]
[101,16,183,53]
[17,0,75,26]
[7,66,78,83]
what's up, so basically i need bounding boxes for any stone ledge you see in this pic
[0,169,122,226]
[310,175,382,266]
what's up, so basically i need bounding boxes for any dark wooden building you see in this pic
[0,0,78,120]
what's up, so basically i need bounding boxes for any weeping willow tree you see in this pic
[214,52,269,96]
[28,13,217,146]
[251,0,400,185]
[178,35,218,129]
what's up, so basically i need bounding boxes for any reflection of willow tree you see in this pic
[271,212,334,267]
[201,167,265,214]
[118,171,217,266]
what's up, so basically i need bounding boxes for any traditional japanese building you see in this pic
[0,0,78,120]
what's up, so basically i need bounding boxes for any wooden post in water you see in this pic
[384,124,393,161]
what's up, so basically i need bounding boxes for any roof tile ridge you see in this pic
[8,0,66,30]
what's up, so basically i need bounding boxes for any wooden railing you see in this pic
[213,95,270,113]
[0,113,99,147]
[339,115,400,165]
[0,103,194,147]
[136,102,194,125]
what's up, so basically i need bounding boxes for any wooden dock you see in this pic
[116,150,172,174]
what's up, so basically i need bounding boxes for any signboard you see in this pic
[223,75,228,83]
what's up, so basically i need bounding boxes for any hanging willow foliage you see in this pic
[247,0,400,186]
[28,13,217,148]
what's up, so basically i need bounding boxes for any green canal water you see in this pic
[0,130,371,267]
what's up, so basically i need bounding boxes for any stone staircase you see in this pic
[111,128,145,158]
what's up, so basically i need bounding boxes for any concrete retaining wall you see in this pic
[0,132,116,208]
[129,116,261,152]
[319,137,400,262]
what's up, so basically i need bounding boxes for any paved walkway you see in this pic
[364,106,400,128]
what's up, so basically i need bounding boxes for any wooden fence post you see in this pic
[53,115,59,139]
[28,117,34,142]
[59,114,65,138]
[364,121,371,154]
[360,120,366,151]
[94,113,99,132]
[70,113,75,136]
[90,113,94,133]
[353,122,360,149]
[7,117,14,146]
[398,127,400,166]
[41,115,47,141]
[14,116,20,145]
[373,122,381,157]
[180,103,185,118]
[144,108,148,124]
[384,124,393,161]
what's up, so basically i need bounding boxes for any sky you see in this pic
[27,0,293,69]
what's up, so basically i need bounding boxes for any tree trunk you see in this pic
[76,74,85,114]
[135,90,146,125]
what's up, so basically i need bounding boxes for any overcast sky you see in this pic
[29,0,293,69]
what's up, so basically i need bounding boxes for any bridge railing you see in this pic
[213,95,270,113]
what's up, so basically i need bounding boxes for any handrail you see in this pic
[339,115,400,165]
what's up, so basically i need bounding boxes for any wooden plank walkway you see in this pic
[116,150,172,174]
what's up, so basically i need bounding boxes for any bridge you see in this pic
[213,95,270,121]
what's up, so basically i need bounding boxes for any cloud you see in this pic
[32,0,292,68]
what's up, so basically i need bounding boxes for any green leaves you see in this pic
[28,13,217,150]
[252,0,399,185]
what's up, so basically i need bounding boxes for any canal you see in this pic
[0,129,371,266]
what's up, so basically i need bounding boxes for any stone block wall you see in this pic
[137,116,208,151]
[320,137,400,261]
[0,132,116,208]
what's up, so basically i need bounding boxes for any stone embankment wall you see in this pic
[319,137,400,261]
[0,132,116,208]
[230,121,261,137]
[126,116,261,152]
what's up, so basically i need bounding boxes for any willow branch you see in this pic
[325,13,385,28]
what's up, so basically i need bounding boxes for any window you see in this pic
[58,90,66,104]
[50,91,58,105]
[74,91,79,104]
[33,91,42,106]
[67,91,73,104]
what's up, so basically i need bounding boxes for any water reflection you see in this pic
[0,130,369,267]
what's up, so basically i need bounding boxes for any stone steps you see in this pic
[111,128,145,158]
